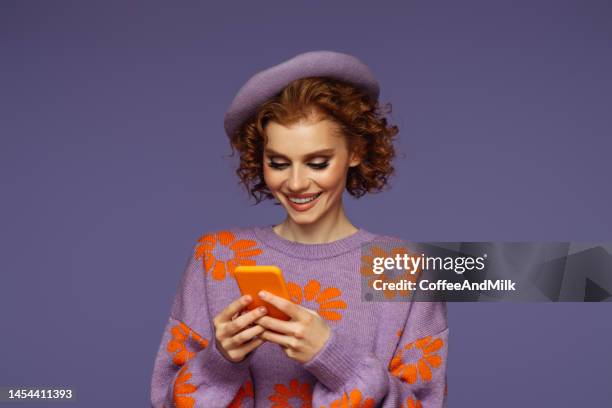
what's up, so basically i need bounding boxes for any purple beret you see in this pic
[223,50,380,138]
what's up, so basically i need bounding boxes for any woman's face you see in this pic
[262,118,359,227]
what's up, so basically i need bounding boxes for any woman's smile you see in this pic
[285,192,323,211]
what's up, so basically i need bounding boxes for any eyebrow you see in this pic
[264,148,335,160]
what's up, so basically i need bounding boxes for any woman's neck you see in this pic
[273,205,358,244]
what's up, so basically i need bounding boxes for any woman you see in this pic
[150,51,448,408]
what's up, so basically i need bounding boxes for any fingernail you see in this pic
[259,307,267,314]
[243,295,252,302]
[259,291,266,298]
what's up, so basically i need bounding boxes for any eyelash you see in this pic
[268,161,329,170]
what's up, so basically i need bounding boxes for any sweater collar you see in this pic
[253,225,376,260]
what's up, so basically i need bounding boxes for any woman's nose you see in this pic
[287,166,309,192]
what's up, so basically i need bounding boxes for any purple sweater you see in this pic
[150,226,448,407]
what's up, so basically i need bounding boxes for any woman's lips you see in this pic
[285,192,322,212]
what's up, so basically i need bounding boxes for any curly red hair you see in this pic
[228,76,398,203]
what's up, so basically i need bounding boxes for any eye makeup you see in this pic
[267,158,331,170]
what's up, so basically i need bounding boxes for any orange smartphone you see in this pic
[233,265,291,321]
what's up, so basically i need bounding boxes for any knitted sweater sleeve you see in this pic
[149,241,255,407]
[304,301,449,408]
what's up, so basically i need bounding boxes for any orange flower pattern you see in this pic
[268,379,313,408]
[195,230,263,281]
[361,246,421,299]
[401,396,423,408]
[229,380,254,408]
[287,279,347,321]
[167,321,209,366]
[321,388,376,408]
[389,335,444,384]
[172,365,197,408]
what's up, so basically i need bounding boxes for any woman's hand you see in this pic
[255,290,331,364]
[213,295,267,363]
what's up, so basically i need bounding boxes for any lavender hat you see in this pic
[223,50,380,138]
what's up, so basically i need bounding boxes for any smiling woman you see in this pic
[230,73,398,244]
[150,51,449,408]
[262,118,361,241]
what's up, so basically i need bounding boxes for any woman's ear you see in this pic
[348,150,361,167]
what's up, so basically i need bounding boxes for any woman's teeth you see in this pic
[288,193,321,204]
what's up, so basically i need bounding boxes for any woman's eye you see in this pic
[267,160,329,170]
[308,161,329,170]
[268,161,289,170]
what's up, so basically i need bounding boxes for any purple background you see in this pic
[1,1,611,406]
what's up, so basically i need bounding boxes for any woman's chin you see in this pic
[286,211,319,226]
